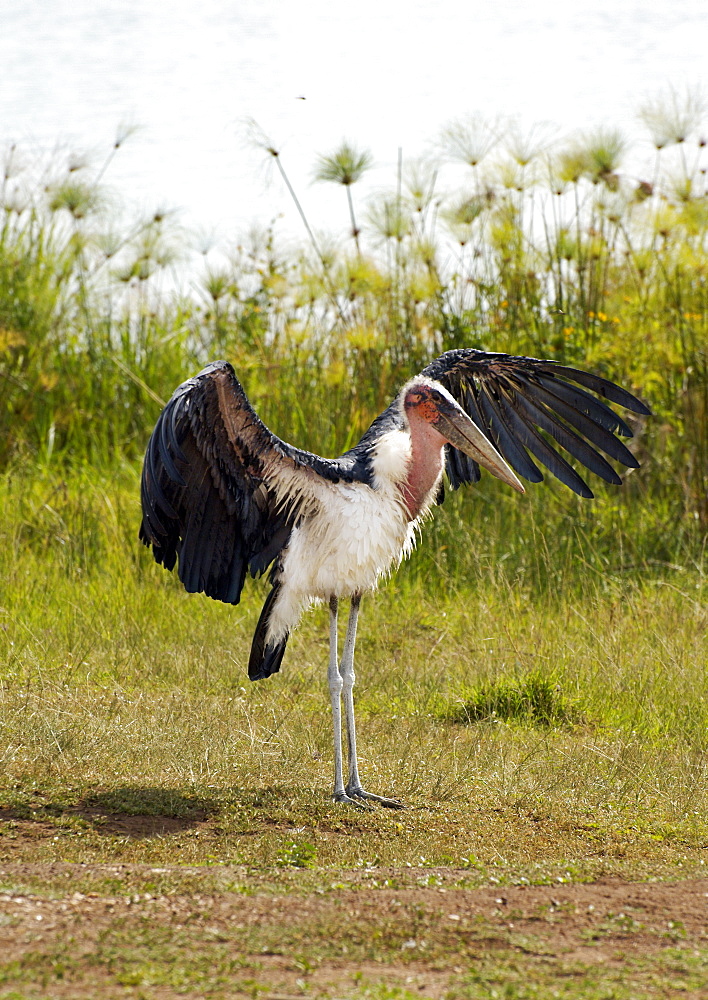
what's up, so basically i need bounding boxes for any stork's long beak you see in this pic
[433,402,525,494]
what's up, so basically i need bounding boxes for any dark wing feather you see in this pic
[502,383,622,486]
[249,579,289,680]
[475,381,544,482]
[420,349,650,497]
[139,360,355,605]
[523,374,639,467]
[446,387,481,487]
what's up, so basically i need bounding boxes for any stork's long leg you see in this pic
[340,595,404,810]
[328,596,364,808]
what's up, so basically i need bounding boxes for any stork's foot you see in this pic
[346,784,406,809]
[333,790,372,810]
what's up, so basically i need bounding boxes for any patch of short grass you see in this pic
[445,948,708,999]
[445,671,583,727]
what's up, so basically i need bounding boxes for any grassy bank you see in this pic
[2,467,705,998]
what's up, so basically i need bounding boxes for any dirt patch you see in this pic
[0,863,706,998]
[0,788,211,842]
[0,810,204,841]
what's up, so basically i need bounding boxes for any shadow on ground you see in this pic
[0,786,216,839]
[0,784,338,840]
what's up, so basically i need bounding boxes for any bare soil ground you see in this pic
[1,849,707,999]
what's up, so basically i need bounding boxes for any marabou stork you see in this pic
[139,349,649,808]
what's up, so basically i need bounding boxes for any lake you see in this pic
[2,0,706,256]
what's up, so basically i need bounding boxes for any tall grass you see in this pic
[1,90,706,542]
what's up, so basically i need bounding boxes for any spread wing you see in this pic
[139,360,354,604]
[420,349,651,498]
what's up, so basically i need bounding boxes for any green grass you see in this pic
[446,672,584,727]
[1,468,706,879]
[0,467,707,997]
[2,102,707,527]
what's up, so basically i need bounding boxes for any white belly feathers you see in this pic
[265,429,428,645]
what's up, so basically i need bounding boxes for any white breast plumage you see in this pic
[266,430,421,644]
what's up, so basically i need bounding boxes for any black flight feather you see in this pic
[419,349,649,494]
[249,581,289,680]
[140,360,363,610]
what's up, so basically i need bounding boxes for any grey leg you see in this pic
[329,595,364,808]
[341,595,405,809]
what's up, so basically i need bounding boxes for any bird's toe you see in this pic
[333,790,372,811]
[346,785,406,809]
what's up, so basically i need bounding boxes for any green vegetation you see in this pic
[446,671,582,727]
[2,94,707,527]
[1,90,707,997]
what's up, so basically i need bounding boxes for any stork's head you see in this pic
[401,377,525,494]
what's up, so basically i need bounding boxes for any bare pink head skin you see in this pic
[399,377,524,518]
